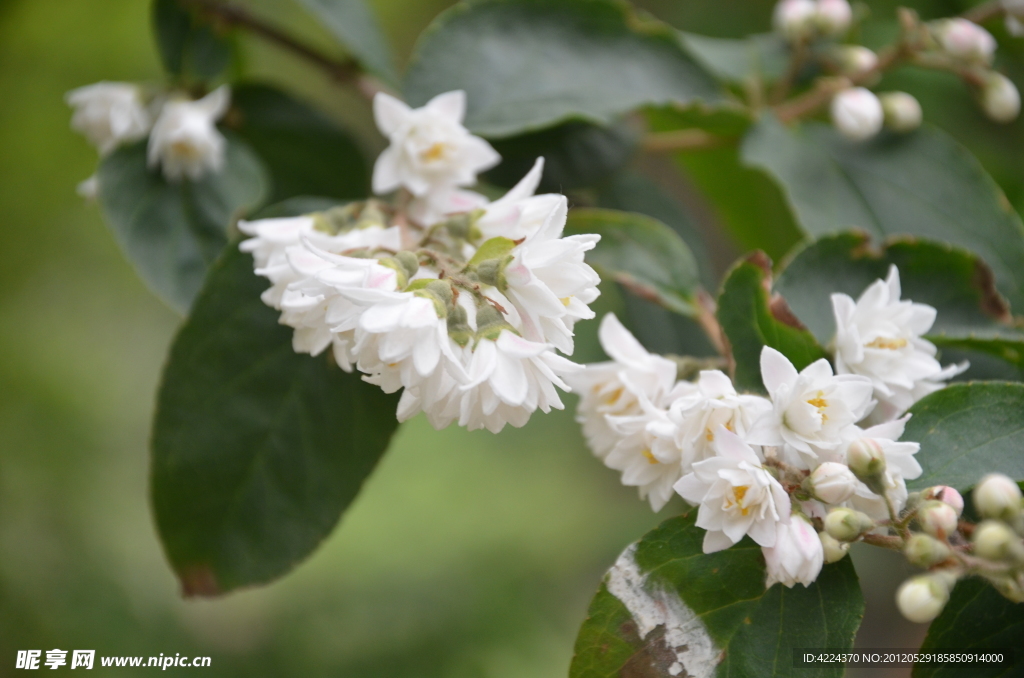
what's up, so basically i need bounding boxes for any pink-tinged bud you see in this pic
[974,473,1023,521]
[773,0,817,41]
[879,91,923,133]
[897,574,952,623]
[917,500,959,539]
[807,462,858,504]
[816,0,853,37]
[980,73,1021,124]
[921,485,964,517]
[934,18,997,65]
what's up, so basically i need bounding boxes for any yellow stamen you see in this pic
[725,485,752,516]
[866,337,909,350]
[807,390,829,421]
[601,386,624,406]
[642,449,658,465]
[420,142,448,162]
[560,296,573,307]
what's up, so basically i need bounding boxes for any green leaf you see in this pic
[295,0,398,86]
[717,254,828,393]
[151,0,232,82]
[903,382,1024,491]
[678,32,790,84]
[484,121,636,192]
[774,232,1024,377]
[565,208,701,316]
[96,137,268,313]
[742,117,1024,311]
[231,84,369,204]
[913,577,1024,678]
[403,0,723,138]
[151,243,401,596]
[570,512,863,678]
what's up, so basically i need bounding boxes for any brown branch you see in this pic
[963,0,1006,24]
[641,129,733,153]
[178,0,380,99]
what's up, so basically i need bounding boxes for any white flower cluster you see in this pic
[240,90,601,433]
[573,267,964,589]
[66,82,231,192]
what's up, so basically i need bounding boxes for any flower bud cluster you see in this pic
[241,91,601,434]
[773,0,853,42]
[66,83,232,190]
[570,267,963,590]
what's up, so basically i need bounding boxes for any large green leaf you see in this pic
[570,512,863,678]
[772,232,1024,378]
[151,244,401,596]
[151,0,232,82]
[97,137,268,313]
[903,382,1024,491]
[484,121,636,192]
[403,0,723,138]
[742,117,1024,310]
[717,254,828,393]
[566,208,701,316]
[295,0,397,86]
[231,83,369,203]
[678,32,789,84]
[914,578,1024,678]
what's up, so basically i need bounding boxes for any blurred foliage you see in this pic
[7,0,1023,674]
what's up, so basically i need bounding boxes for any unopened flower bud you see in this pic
[807,462,858,504]
[904,533,952,568]
[934,18,997,65]
[974,473,1023,521]
[920,485,964,517]
[845,437,887,486]
[819,531,850,563]
[973,520,1024,563]
[880,92,923,133]
[986,573,1024,603]
[773,0,817,41]
[917,500,959,539]
[836,45,877,76]
[831,88,884,142]
[816,0,853,36]
[824,507,874,542]
[980,73,1021,123]
[897,574,951,623]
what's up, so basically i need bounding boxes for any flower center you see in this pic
[807,390,829,421]
[642,449,658,465]
[170,140,201,160]
[724,484,751,515]
[601,386,624,406]
[866,336,909,350]
[420,142,450,163]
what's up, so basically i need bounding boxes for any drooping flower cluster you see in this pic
[240,91,601,433]
[66,82,231,194]
[572,267,967,590]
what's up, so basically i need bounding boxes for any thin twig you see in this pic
[641,129,733,153]
[963,0,1006,24]
[178,0,379,99]
[770,38,808,105]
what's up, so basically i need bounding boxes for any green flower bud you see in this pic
[395,250,420,280]
[897,574,952,624]
[824,507,875,542]
[819,531,850,563]
[973,520,1024,563]
[974,474,1023,522]
[846,438,887,493]
[446,304,473,347]
[904,534,952,568]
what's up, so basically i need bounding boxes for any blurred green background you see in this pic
[1,0,1019,676]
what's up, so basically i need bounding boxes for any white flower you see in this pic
[453,329,582,433]
[773,0,817,41]
[605,405,686,512]
[674,427,791,553]
[763,514,824,588]
[476,158,564,242]
[566,313,678,460]
[408,186,488,228]
[66,81,151,155]
[880,91,923,132]
[650,370,772,472]
[816,0,853,37]
[831,87,884,141]
[843,415,920,518]
[832,265,965,419]
[148,86,230,181]
[372,90,499,203]
[981,73,1021,123]
[935,18,997,65]
[498,196,601,354]
[748,347,874,467]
